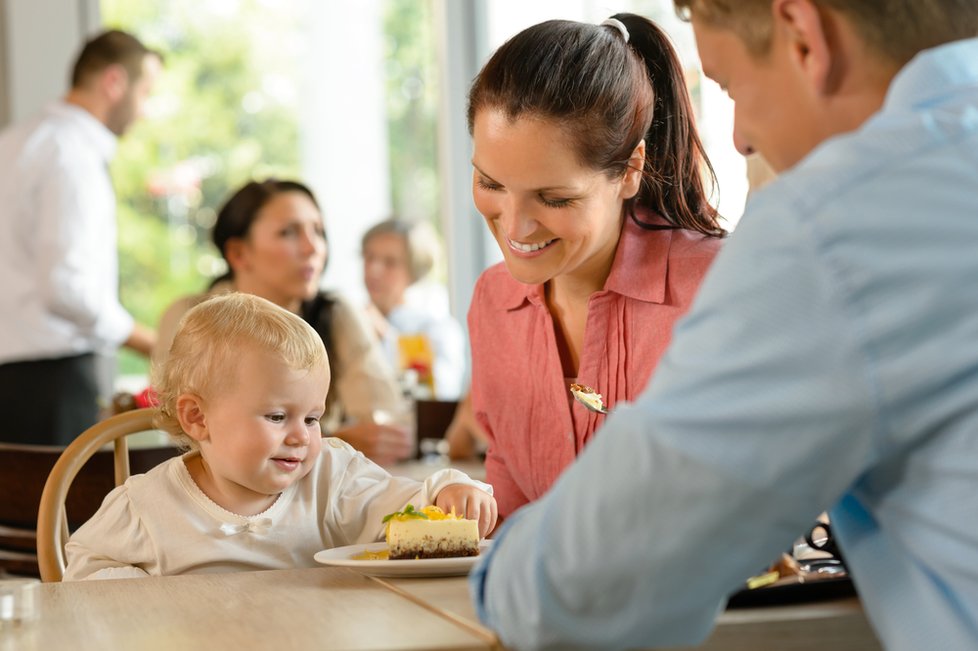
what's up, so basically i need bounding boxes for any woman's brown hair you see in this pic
[467,13,724,238]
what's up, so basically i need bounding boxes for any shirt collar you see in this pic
[496,207,672,311]
[884,36,978,112]
[44,100,118,163]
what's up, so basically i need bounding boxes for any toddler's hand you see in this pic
[435,484,498,538]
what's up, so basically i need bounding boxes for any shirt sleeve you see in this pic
[152,294,203,371]
[321,438,492,546]
[35,145,133,347]
[471,197,880,650]
[63,484,155,581]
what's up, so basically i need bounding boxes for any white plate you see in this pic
[314,540,491,578]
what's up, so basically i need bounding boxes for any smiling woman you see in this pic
[466,13,726,519]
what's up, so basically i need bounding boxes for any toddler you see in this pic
[64,293,496,580]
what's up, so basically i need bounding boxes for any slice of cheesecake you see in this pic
[384,504,480,560]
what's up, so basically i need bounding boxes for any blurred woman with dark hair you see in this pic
[155,179,412,465]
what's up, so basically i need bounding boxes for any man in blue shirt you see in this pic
[471,1,978,649]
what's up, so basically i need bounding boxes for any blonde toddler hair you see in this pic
[151,292,329,450]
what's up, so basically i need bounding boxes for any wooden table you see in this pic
[0,568,494,651]
[2,563,881,651]
[370,574,493,644]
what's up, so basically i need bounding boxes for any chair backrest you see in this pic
[414,399,459,458]
[1,435,175,580]
[36,409,179,582]
[0,443,64,577]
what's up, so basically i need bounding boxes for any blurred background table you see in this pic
[665,597,882,651]
[390,458,485,483]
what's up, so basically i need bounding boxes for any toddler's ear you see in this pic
[176,394,209,442]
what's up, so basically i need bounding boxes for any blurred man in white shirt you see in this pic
[0,30,161,444]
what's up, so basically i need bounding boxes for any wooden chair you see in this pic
[1,442,154,579]
[0,443,64,577]
[35,409,179,582]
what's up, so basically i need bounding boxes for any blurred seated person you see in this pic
[361,218,466,400]
[155,179,412,465]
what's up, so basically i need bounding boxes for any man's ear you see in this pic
[773,0,836,96]
[620,139,646,201]
[176,394,209,443]
[100,63,130,103]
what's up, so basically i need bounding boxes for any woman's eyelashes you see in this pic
[278,223,325,239]
[476,176,501,192]
[477,176,574,209]
[540,195,572,209]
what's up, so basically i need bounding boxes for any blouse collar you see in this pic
[495,207,673,311]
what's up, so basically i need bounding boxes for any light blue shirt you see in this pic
[471,37,978,651]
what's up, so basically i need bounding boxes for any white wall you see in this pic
[0,0,100,128]
[434,0,494,324]
[298,0,390,307]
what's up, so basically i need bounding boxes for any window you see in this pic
[104,0,746,385]
[103,0,307,377]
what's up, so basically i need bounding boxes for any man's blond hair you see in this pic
[674,0,978,64]
[151,293,328,450]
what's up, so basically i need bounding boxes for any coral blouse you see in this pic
[469,212,722,517]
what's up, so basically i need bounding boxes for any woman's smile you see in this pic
[507,237,557,256]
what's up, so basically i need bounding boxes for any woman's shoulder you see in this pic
[160,293,205,320]
[477,261,513,284]
[668,227,724,261]
[313,290,376,348]
[159,282,232,323]
[316,289,353,313]
[472,261,532,312]
[155,289,221,366]
[629,207,723,261]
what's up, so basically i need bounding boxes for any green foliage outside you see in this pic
[384,0,440,226]
[102,0,439,378]
[103,0,307,376]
